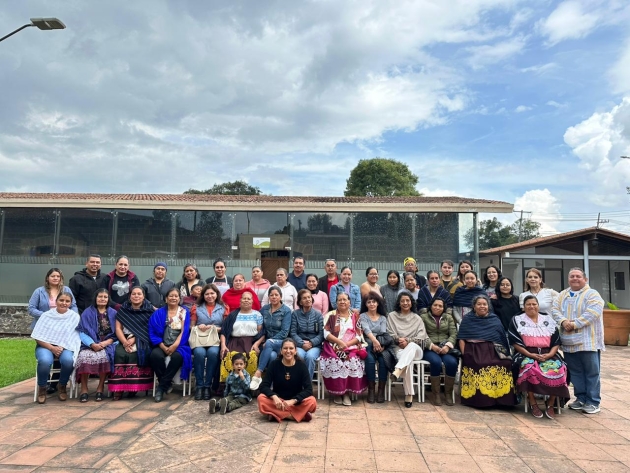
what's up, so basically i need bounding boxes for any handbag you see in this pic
[375,333,394,348]
[188,325,220,349]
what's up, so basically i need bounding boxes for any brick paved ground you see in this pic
[1,347,630,472]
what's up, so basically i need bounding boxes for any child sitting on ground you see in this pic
[183,283,203,310]
[209,353,251,415]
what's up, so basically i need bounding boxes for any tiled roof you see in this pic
[480,226,630,254]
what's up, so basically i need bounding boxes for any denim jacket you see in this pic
[329,283,361,310]
[28,286,78,329]
[195,303,224,327]
[260,304,292,341]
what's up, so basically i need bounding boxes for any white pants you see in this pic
[394,342,423,395]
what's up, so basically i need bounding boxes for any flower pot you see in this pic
[603,309,630,346]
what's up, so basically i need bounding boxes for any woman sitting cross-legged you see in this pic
[508,295,570,419]
[149,288,192,402]
[257,338,318,423]
[75,289,117,402]
[32,292,81,404]
[387,292,430,408]
[420,297,459,406]
[359,291,391,403]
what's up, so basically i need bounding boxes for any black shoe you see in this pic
[208,399,217,414]
[405,401,413,408]
[195,388,203,401]
[203,388,211,401]
[154,388,164,403]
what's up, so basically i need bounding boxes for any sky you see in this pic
[1,1,630,236]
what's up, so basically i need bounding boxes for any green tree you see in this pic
[468,217,542,250]
[185,180,262,195]
[344,158,420,197]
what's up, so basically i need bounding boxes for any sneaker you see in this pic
[219,398,228,415]
[208,399,217,414]
[530,403,543,419]
[342,394,352,406]
[582,404,600,414]
[568,399,584,410]
[249,376,262,391]
[545,405,555,420]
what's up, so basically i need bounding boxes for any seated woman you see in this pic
[76,289,117,402]
[250,286,293,390]
[421,298,458,406]
[223,273,261,313]
[291,289,325,380]
[220,292,263,382]
[109,286,154,400]
[452,270,486,324]
[258,338,318,423]
[329,266,361,314]
[458,294,516,408]
[359,291,390,403]
[508,295,570,419]
[320,292,368,406]
[31,292,81,404]
[379,270,401,314]
[491,277,521,331]
[387,292,429,408]
[149,288,192,402]
[417,270,453,314]
[191,284,226,401]
[306,273,329,315]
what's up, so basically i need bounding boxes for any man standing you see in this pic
[439,260,459,295]
[69,254,106,314]
[404,257,426,288]
[288,257,307,290]
[206,258,233,295]
[317,259,339,311]
[142,262,176,309]
[552,268,605,414]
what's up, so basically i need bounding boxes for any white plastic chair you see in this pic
[33,366,75,402]
[387,359,425,403]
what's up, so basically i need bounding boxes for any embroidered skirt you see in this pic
[75,348,110,377]
[516,346,570,399]
[319,342,368,396]
[220,336,258,382]
[108,344,153,392]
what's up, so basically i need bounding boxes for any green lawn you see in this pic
[0,338,36,388]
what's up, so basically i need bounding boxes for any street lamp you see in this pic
[0,18,65,43]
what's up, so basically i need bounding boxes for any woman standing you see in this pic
[448,260,474,297]
[177,264,203,299]
[245,266,271,304]
[452,271,486,324]
[320,292,368,405]
[421,298,458,406]
[360,267,380,298]
[359,292,390,403]
[191,284,225,400]
[329,267,361,313]
[149,288,192,402]
[261,269,298,309]
[219,292,263,381]
[76,289,117,402]
[387,292,429,408]
[458,295,516,408]
[258,338,318,423]
[306,273,329,315]
[28,268,78,329]
[223,274,261,312]
[380,270,401,314]
[101,256,140,311]
[508,295,570,419]
[417,270,453,314]
[491,277,521,331]
[32,292,81,404]
[482,265,502,299]
[519,268,559,314]
[109,286,154,400]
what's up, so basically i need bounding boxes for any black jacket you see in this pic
[317,274,339,311]
[141,278,176,309]
[69,268,106,314]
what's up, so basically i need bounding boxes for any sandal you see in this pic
[80,393,89,403]
[95,392,104,402]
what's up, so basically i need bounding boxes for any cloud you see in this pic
[465,36,527,69]
[538,0,601,45]
[514,189,561,234]
[609,39,630,94]
[515,105,533,113]
[546,100,568,108]
[520,62,557,74]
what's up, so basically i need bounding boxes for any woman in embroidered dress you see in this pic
[508,295,570,419]
[320,292,368,406]
[519,268,559,314]
[219,291,263,382]
[76,289,117,402]
[32,292,81,404]
[458,294,516,408]
[109,286,154,400]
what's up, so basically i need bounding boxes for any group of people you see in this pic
[28,253,605,423]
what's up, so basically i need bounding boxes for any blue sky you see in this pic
[1,1,630,235]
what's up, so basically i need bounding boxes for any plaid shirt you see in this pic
[224,371,252,400]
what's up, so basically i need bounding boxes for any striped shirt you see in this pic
[552,284,604,353]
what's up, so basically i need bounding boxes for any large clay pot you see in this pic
[603,309,630,346]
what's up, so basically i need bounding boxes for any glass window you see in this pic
[115,210,171,261]
[414,213,461,267]
[292,212,350,266]
[589,237,630,257]
[174,211,233,262]
[354,212,412,264]
[1,208,56,257]
[58,209,113,262]
[610,261,630,309]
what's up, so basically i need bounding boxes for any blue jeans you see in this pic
[422,350,459,377]
[35,346,74,387]
[564,350,601,406]
[365,347,388,382]
[258,339,283,372]
[296,346,321,380]
[192,346,220,388]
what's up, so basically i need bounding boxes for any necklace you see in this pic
[282,360,295,380]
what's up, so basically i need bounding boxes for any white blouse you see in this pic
[519,288,559,315]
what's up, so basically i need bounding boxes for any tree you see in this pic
[185,180,262,195]
[344,158,420,197]
[468,217,542,250]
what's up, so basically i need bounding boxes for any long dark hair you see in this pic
[196,283,226,310]
[275,338,304,363]
[360,291,387,316]
[91,288,110,309]
[483,265,502,287]
[386,270,400,288]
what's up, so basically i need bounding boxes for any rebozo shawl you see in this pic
[31,308,81,364]
[457,312,509,350]
[452,285,487,309]
[77,305,117,372]
[417,285,453,311]
[386,311,429,348]
[116,299,154,367]
[149,306,192,380]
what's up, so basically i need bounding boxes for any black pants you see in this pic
[150,348,183,391]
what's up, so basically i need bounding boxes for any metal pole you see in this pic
[0,24,34,43]
[473,213,479,271]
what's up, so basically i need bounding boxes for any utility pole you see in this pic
[518,210,523,242]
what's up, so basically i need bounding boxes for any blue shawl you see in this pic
[457,312,509,350]
[77,306,117,372]
[417,285,453,311]
[116,299,154,367]
[452,285,487,309]
[149,306,192,380]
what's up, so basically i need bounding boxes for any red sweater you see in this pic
[222,287,261,313]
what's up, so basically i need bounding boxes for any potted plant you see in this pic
[603,302,630,346]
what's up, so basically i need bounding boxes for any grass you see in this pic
[0,338,36,388]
